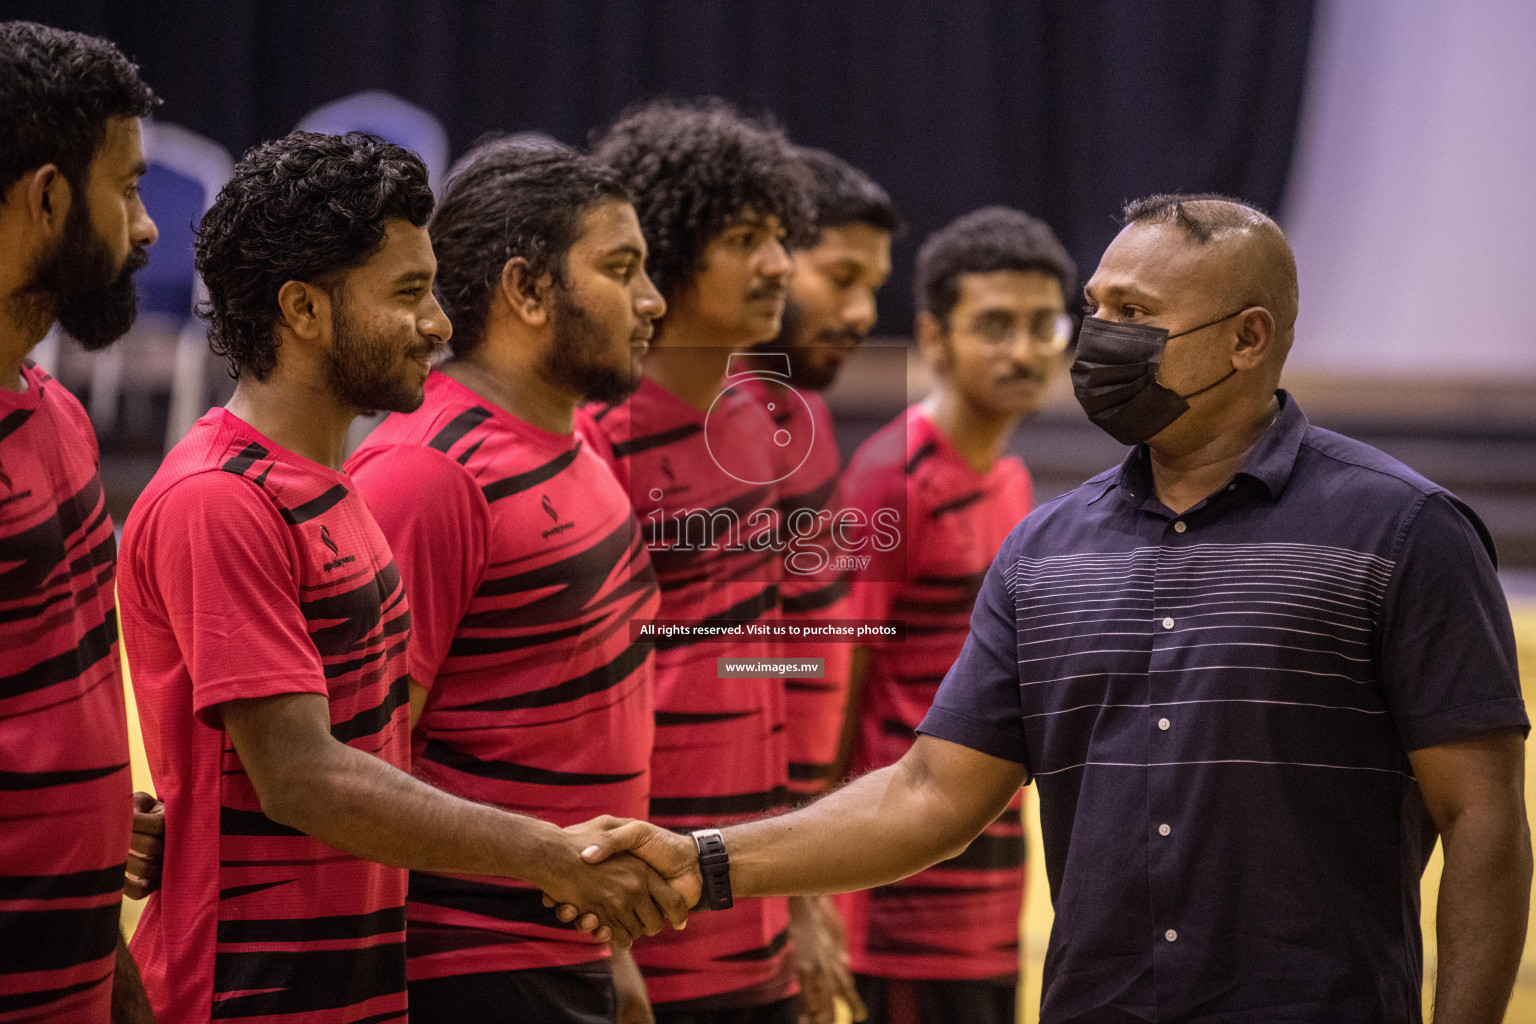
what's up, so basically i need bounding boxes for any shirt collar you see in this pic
[1104,389,1308,507]
[1233,389,1307,498]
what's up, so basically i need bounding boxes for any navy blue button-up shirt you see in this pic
[919,391,1527,1024]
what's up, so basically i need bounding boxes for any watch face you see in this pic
[706,376,816,486]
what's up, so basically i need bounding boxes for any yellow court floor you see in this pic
[121,607,1536,1021]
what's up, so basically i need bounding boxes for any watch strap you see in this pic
[691,828,733,911]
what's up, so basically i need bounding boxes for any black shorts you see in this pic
[652,995,799,1024]
[408,960,616,1024]
[854,974,1017,1024]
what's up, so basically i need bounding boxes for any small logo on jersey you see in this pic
[320,524,355,571]
[540,493,575,539]
[655,455,690,496]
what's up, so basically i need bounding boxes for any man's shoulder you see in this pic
[987,465,1121,564]
[354,374,493,459]
[1295,424,1442,502]
[1028,464,1119,521]
[132,420,350,542]
[26,362,95,441]
[128,458,281,544]
[841,409,914,505]
[1293,424,1500,561]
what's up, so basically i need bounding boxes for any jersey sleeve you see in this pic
[349,444,489,691]
[139,472,327,727]
[916,524,1029,768]
[1377,491,1528,750]
[841,456,912,624]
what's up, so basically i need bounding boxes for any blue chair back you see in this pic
[297,90,449,191]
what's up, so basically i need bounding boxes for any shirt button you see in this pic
[1166,929,1178,942]
[1158,717,1171,730]
[1173,521,1187,533]
[1227,483,1237,491]
[1159,823,1171,836]
[1162,617,1174,629]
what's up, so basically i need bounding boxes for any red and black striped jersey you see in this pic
[119,408,412,1023]
[347,370,659,980]
[583,376,794,1007]
[838,406,1032,981]
[0,362,129,1024]
[734,379,852,797]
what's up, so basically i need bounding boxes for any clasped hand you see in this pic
[542,816,703,947]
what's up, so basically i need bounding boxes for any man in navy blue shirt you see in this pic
[565,195,1531,1024]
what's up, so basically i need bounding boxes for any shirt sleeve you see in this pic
[916,524,1029,767]
[1377,490,1528,750]
[842,455,911,624]
[141,472,327,728]
[349,444,489,691]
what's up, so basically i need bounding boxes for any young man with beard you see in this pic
[584,99,832,1024]
[0,21,158,1023]
[834,208,1074,1024]
[345,138,667,1024]
[739,148,899,1024]
[116,132,687,1024]
[747,147,899,799]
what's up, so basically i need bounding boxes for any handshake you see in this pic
[537,816,707,948]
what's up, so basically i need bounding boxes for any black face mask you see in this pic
[1070,311,1243,445]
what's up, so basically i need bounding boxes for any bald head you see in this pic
[1121,194,1299,351]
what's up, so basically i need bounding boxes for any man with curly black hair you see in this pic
[735,147,901,1024]
[0,20,158,1023]
[583,98,831,1024]
[834,207,1074,1024]
[347,136,669,1024]
[748,148,900,794]
[116,131,687,1024]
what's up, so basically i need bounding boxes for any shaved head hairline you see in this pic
[1121,195,1299,352]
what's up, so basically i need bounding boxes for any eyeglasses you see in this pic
[969,310,1075,353]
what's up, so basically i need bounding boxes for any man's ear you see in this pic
[499,257,553,328]
[276,280,332,343]
[21,165,70,231]
[1231,306,1275,371]
[914,310,951,374]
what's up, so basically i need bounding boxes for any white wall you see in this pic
[1282,0,1536,380]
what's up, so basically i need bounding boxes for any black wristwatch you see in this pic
[691,828,733,911]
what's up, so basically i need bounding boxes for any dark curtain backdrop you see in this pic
[3,0,1314,332]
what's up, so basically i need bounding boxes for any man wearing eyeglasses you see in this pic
[833,206,1075,1024]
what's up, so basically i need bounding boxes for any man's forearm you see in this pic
[264,739,571,889]
[725,747,1021,897]
[1433,803,1532,1023]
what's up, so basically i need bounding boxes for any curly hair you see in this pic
[795,146,904,239]
[431,135,631,359]
[194,131,434,381]
[590,97,813,302]
[915,206,1076,326]
[0,21,157,195]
